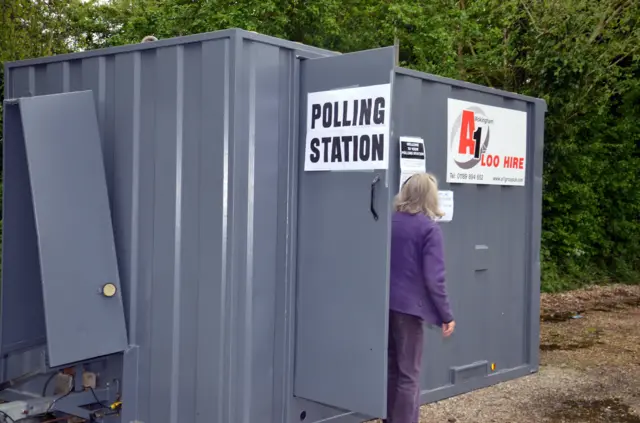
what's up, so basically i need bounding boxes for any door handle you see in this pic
[370,175,380,221]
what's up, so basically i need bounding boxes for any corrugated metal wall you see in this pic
[5,30,339,423]
[391,69,544,405]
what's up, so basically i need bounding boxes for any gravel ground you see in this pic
[374,284,640,423]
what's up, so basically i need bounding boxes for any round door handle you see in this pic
[101,283,117,297]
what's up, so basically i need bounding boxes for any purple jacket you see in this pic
[389,211,454,326]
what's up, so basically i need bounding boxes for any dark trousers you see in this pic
[385,310,424,423]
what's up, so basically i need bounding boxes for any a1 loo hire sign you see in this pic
[304,84,391,171]
[447,99,528,186]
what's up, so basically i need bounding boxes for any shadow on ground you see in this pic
[550,398,640,423]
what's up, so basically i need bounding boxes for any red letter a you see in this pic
[458,110,476,155]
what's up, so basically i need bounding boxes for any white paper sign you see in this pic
[399,136,426,190]
[436,191,454,222]
[304,84,391,171]
[446,99,527,186]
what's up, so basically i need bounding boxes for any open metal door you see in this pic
[294,47,396,418]
[2,91,128,368]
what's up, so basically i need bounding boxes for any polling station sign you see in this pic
[447,99,528,186]
[304,84,391,171]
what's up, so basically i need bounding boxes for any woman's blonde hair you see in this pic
[394,172,444,219]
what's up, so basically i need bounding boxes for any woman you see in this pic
[385,172,455,423]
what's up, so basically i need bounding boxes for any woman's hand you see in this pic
[442,321,456,337]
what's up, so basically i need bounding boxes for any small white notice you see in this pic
[399,136,426,190]
[437,190,454,222]
[304,84,392,171]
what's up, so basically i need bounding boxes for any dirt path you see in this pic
[383,285,640,423]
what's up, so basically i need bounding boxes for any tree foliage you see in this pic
[0,0,639,291]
